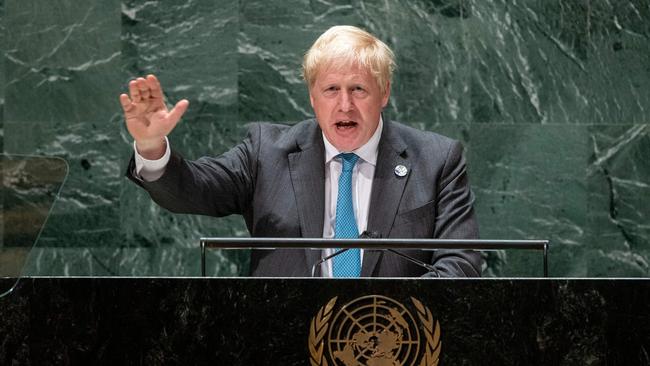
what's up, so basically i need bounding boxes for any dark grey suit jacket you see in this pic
[127,118,482,277]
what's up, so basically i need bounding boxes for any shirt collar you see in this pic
[323,116,383,166]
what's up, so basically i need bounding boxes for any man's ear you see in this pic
[381,81,391,108]
[309,87,315,109]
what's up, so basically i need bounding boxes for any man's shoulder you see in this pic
[384,120,466,174]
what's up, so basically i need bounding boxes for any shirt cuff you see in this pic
[133,137,170,182]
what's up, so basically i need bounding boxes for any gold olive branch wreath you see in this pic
[411,297,441,366]
[309,296,337,366]
[308,296,440,366]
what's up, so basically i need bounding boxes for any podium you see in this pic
[1,277,649,365]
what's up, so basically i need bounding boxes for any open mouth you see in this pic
[335,120,357,129]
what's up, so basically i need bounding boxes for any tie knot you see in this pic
[339,153,359,171]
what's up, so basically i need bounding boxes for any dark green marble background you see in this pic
[2,0,648,277]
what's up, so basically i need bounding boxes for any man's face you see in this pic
[309,63,390,151]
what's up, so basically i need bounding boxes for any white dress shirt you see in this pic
[133,118,384,277]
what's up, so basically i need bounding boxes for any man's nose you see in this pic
[338,90,354,112]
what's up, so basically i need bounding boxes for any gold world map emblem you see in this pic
[309,295,441,366]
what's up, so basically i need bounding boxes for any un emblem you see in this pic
[308,295,441,366]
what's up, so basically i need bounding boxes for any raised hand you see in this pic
[119,74,189,159]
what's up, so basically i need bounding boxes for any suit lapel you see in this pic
[288,121,325,273]
[362,119,410,276]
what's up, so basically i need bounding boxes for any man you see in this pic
[121,26,481,277]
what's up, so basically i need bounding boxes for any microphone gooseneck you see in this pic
[311,231,439,277]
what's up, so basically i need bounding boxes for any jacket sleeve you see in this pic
[125,124,261,218]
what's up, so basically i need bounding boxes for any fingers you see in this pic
[119,93,133,112]
[136,77,151,100]
[168,99,190,124]
[137,74,161,100]
[128,80,141,102]
[126,75,166,112]
[127,76,153,102]
[145,74,164,101]
[123,74,187,125]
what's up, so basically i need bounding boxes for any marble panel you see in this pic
[464,0,650,124]
[1,0,5,277]
[418,122,471,146]
[585,124,650,276]
[22,246,249,277]
[4,0,121,123]
[374,0,473,124]
[238,0,324,122]
[469,124,589,276]
[0,0,5,148]
[121,0,238,121]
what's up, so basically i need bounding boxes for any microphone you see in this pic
[310,231,376,277]
[311,247,350,277]
[310,231,440,277]
[361,231,439,277]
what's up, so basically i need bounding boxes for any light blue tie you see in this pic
[332,153,361,277]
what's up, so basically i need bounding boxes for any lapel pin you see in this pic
[394,165,408,177]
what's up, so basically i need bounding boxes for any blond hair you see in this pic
[302,25,395,95]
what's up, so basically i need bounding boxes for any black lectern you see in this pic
[1,277,649,365]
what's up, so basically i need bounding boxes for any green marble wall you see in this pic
[2,0,648,277]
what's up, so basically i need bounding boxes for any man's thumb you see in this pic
[168,99,189,124]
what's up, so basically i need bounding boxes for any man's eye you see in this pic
[352,86,367,95]
[323,87,338,95]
